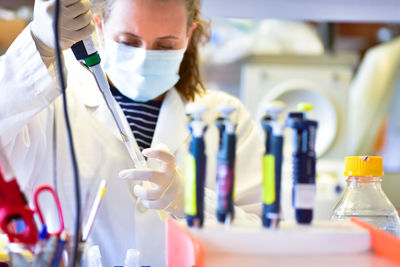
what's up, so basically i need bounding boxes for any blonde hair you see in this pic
[94,0,210,102]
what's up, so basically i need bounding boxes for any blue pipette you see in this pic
[215,105,237,225]
[286,103,318,224]
[261,101,285,228]
[184,104,208,228]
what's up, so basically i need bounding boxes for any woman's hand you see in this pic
[119,144,185,218]
[30,0,95,56]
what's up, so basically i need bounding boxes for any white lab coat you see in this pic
[0,25,263,266]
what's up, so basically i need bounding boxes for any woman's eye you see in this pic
[116,35,142,47]
[160,46,174,50]
[121,41,141,47]
[155,42,176,50]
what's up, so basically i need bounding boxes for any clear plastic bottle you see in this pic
[330,156,400,237]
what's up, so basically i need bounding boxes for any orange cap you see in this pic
[344,156,384,177]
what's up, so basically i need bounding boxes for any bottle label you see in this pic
[294,184,316,209]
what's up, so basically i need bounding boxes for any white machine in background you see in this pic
[240,53,359,220]
[241,54,358,159]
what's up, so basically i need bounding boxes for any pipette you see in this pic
[215,105,237,225]
[71,39,146,169]
[82,180,107,242]
[286,103,318,224]
[185,103,208,228]
[261,101,285,228]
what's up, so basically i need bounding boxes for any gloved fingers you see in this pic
[65,21,95,41]
[119,169,171,187]
[141,199,170,210]
[134,184,164,201]
[62,11,93,31]
[62,0,91,19]
[142,145,175,167]
[62,0,81,7]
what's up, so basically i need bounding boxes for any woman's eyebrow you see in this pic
[119,32,143,39]
[156,35,179,40]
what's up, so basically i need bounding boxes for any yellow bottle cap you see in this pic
[344,156,384,177]
[297,102,314,112]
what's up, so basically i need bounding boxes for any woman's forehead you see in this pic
[105,0,188,35]
[107,0,187,18]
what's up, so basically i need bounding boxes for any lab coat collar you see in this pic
[79,78,189,155]
[151,88,190,155]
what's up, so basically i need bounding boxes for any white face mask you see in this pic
[102,39,185,102]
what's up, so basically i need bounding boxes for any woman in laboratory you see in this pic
[0,0,263,265]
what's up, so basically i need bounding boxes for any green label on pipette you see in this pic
[263,155,276,205]
[184,154,197,216]
[84,53,101,67]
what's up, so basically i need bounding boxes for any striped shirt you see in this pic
[110,85,162,151]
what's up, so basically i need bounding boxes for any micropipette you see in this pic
[261,101,285,228]
[71,39,147,169]
[286,103,318,224]
[185,103,208,228]
[215,105,237,225]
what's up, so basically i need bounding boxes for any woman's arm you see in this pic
[0,25,62,189]
[0,25,60,141]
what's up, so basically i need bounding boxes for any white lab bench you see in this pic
[166,218,400,267]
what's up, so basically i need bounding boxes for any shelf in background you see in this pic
[201,0,400,23]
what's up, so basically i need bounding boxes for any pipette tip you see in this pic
[224,214,232,229]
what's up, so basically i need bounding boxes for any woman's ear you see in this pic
[187,22,197,45]
[93,13,104,42]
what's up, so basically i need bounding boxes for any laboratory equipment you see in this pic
[261,101,285,228]
[185,104,208,227]
[70,40,127,139]
[331,156,400,237]
[124,249,140,267]
[87,245,102,267]
[82,180,107,242]
[215,105,237,224]
[0,160,69,266]
[33,185,65,238]
[286,103,318,224]
[0,159,38,245]
[72,36,148,216]
[241,54,357,159]
[71,39,147,169]
[33,234,67,267]
[238,54,358,221]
